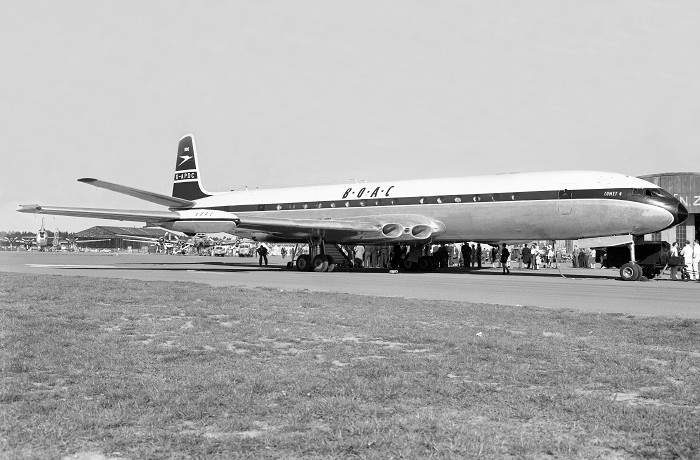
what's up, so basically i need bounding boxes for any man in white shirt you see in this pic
[680,240,695,280]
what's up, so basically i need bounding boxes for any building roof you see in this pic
[639,172,700,179]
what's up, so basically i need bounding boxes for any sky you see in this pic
[2,1,699,232]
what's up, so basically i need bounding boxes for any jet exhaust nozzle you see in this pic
[411,224,433,239]
[382,223,403,238]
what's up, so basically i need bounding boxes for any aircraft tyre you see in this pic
[417,256,431,271]
[620,262,641,281]
[402,259,416,271]
[312,254,330,272]
[326,255,336,272]
[296,254,312,272]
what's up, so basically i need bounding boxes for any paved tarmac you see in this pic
[1,251,698,318]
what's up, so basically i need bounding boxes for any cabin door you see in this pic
[558,189,572,215]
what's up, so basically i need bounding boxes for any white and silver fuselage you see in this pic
[165,170,687,243]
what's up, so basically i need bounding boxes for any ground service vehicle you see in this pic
[605,241,681,281]
[237,243,253,257]
[212,245,227,257]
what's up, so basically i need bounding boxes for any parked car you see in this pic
[237,243,254,257]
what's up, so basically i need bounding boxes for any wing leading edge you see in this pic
[78,178,195,208]
[17,204,180,222]
[17,203,445,242]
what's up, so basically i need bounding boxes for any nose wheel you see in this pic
[620,262,642,281]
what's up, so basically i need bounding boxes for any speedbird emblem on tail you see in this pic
[18,134,688,272]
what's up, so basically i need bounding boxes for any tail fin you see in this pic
[172,134,212,200]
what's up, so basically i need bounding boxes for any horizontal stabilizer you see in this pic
[17,204,179,223]
[78,178,195,208]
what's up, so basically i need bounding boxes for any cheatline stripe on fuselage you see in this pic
[186,187,652,214]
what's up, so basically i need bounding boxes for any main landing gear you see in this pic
[295,237,336,272]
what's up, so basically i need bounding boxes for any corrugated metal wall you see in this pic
[640,173,700,213]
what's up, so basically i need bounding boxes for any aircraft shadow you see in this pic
[50,259,639,281]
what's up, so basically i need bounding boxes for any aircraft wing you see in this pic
[18,204,445,242]
[17,204,179,222]
[78,178,195,208]
[235,214,446,242]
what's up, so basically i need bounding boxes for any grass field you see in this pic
[1,272,699,459]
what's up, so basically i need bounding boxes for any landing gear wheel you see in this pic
[417,256,431,272]
[620,262,641,281]
[325,255,336,272]
[402,259,416,271]
[312,254,330,272]
[296,254,312,272]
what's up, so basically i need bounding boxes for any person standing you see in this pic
[668,241,680,281]
[256,244,269,266]
[462,242,472,272]
[500,244,510,274]
[532,244,539,269]
[390,244,403,269]
[572,245,579,268]
[522,244,531,269]
[354,245,365,268]
[578,248,587,269]
[680,240,694,281]
[693,239,700,282]
[470,244,477,268]
[476,243,483,269]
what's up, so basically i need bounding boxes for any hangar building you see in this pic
[74,226,169,251]
[640,172,700,244]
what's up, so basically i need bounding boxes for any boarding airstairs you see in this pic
[323,243,354,267]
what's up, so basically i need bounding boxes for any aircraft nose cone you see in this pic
[674,202,689,227]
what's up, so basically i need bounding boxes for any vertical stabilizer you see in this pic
[172,134,211,200]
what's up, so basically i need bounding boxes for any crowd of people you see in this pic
[342,242,567,272]
[677,239,700,281]
[238,238,700,280]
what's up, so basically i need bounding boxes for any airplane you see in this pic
[65,237,112,251]
[114,230,188,254]
[2,236,19,250]
[18,134,688,273]
[14,219,50,251]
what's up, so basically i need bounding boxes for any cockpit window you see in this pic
[646,188,675,199]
